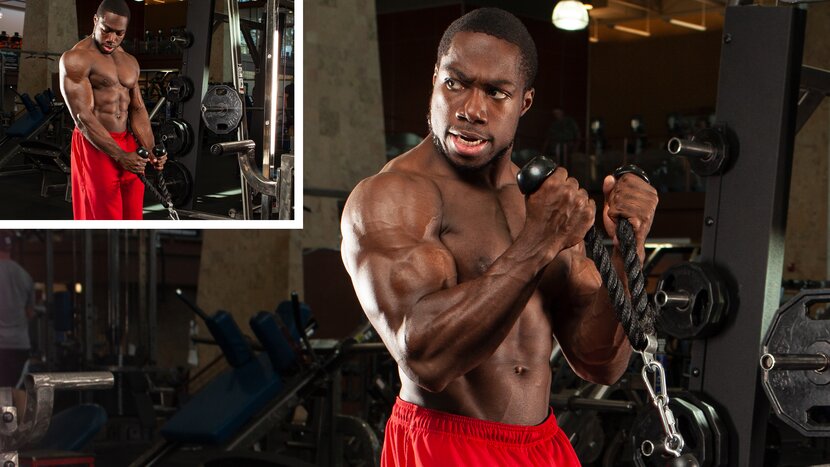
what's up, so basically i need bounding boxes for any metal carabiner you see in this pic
[638,334,684,458]
[168,204,180,221]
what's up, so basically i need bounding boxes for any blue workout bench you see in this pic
[159,353,284,445]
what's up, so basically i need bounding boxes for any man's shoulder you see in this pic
[60,44,94,70]
[0,259,31,281]
[353,167,441,206]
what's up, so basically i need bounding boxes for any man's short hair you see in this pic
[97,0,131,20]
[436,8,538,89]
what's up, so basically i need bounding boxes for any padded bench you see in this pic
[160,353,283,445]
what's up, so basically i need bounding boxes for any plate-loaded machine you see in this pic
[154,0,294,220]
[1,372,114,467]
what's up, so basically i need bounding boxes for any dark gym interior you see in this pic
[0,0,295,221]
[3,0,830,466]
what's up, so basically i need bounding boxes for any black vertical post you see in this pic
[178,0,216,210]
[689,6,806,466]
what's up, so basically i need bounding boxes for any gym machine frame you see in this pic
[680,4,805,466]
[174,0,294,220]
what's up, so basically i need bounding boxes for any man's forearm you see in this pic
[554,253,632,383]
[399,235,556,392]
[130,108,155,149]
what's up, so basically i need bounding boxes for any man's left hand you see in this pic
[149,152,167,171]
[601,173,658,250]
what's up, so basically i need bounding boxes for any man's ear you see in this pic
[520,87,535,117]
[432,66,438,86]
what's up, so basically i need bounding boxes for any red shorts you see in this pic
[71,128,143,220]
[382,398,580,467]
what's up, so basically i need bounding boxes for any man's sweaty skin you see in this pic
[60,11,165,173]
[341,31,658,425]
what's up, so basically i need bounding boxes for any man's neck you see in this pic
[425,135,514,189]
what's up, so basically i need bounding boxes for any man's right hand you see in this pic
[115,150,147,174]
[523,167,595,262]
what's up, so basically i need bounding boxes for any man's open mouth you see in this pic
[449,130,487,147]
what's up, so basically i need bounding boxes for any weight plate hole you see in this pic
[806,301,830,320]
[692,290,709,327]
[807,406,830,427]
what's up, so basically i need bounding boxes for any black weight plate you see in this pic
[631,395,713,467]
[201,84,243,135]
[656,262,728,339]
[166,76,194,104]
[683,392,728,467]
[566,412,605,465]
[161,160,193,207]
[762,289,830,437]
[158,119,193,158]
[688,126,728,177]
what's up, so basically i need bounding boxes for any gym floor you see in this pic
[0,142,248,221]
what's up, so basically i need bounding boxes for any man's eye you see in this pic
[445,79,460,90]
[488,89,508,100]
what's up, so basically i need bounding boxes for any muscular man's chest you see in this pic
[89,56,135,90]
[438,185,525,281]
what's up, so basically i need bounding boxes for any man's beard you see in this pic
[427,111,512,172]
[95,41,114,54]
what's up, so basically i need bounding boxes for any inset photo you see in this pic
[0,0,298,223]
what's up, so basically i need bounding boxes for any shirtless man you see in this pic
[341,8,658,466]
[60,0,165,220]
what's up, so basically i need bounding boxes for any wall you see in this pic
[784,2,830,281]
[194,230,302,377]
[0,8,24,38]
[589,30,722,145]
[18,0,80,96]
[303,0,386,249]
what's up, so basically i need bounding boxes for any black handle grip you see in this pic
[613,164,651,185]
[516,155,558,195]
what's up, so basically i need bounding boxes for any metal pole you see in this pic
[138,231,147,363]
[84,231,94,364]
[260,0,280,220]
[148,230,158,364]
[108,231,122,416]
[44,231,54,370]
[227,0,253,220]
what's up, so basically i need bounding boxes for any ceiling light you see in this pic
[668,18,706,31]
[612,24,651,37]
[668,3,707,31]
[552,0,590,31]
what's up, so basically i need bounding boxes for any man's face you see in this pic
[429,31,534,171]
[93,11,128,55]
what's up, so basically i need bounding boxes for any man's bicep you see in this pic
[342,174,456,330]
[352,235,456,316]
[60,53,94,116]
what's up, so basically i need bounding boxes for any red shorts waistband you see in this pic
[390,397,559,446]
[73,127,132,140]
